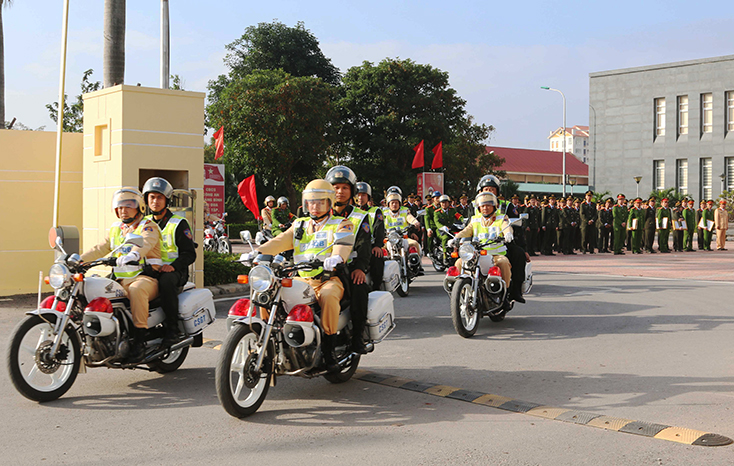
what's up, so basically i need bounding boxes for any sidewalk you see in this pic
[530,240,734,282]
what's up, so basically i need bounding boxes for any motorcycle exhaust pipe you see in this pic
[141,336,195,364]
[408,253,421,267]
[485,276,503,294]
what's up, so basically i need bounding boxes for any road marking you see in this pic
[352,369,733,448]
[201,340,732,447]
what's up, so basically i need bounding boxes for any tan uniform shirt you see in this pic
[715,207,729,230]
[257,215,354,262]
[261,207,273,229]
[81,217,162,268]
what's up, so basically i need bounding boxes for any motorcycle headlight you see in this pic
[249,266,275,293]
[458,243,476,263]
[48,263,71,289]
[388,231,401,245]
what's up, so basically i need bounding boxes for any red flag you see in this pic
[213,126,224,160]
[412,140,425,169]
[237,175,261,220]
[431,141,443,169]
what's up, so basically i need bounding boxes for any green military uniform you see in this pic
[671,204,683,251]
[580,198,597,253]
[434,206,462,261]
[696,206,705,250]
[683,205,696,251]
[702,205,715,250]
[272,207,295,237]
[612,200,628,254]
[425,202,438,252]
[627,206,645,253]
[560,203,578,254]
[655,205,672,252]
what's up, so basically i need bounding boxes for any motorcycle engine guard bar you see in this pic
[254,288,281,372]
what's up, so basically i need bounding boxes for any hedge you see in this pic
[227,222,259,240]
[203,251,250,286]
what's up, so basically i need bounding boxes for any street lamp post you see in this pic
[634,176,642,198]
[589,104,596,190]
[542,87,566,197]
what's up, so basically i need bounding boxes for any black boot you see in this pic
[128,327,147,361]
[321,334,340,374]
[351,321,368,355]
[162,317,183,348]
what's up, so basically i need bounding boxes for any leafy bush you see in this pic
[203,251,249,286]
[227,222,259,239]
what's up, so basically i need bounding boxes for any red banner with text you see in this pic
[204,163,225,217]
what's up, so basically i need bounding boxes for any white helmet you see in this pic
[112,187,144,218]
[264,195,276,206]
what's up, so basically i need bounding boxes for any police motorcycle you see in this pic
[216,231,396,418]
[6,232,215,402]
[383,226,422,297]
[442,218,532,338]
[204,212,231,253]
[430,222,464,272]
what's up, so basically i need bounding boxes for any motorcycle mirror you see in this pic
[123,234,145,248]
[223,212,228,218]
[519,213,529,220]
[333,231,355,247]
[416,209,426,217]
[241,230,252,242]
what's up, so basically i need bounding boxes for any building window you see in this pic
[655,98,666,137]
[727,92,734,134]
[700,157,712,200]
[653,160,665,191]
[726,157,734,192]
[701,93,713,134]
[676,159,688,195]
[677,95,688,135]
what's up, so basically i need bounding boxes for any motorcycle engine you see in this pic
[86,334,118,362]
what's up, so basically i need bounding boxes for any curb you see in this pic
[205,283,249,299]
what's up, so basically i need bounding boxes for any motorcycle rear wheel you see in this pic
[431,248,447,272]
[218,238,232,254]
[324,340,360,384]
[396,257,410,297]
[147,346,189,373]
[6,314,81,402]
[450,278,479,338]
[215,324,272,418]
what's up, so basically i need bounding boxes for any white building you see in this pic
[548,125,590,163]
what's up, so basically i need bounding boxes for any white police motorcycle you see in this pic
[6,233,215,402]
[216,231,396,418]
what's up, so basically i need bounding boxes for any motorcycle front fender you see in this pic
[227,315,266,333]
[26,309,82,344]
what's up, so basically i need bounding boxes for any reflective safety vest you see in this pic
[342,207,368,263]
[470,214,507,255]
[293,216,345,278]
[145,213,185,265]
[109,218,161,278]
[384,206,410,230]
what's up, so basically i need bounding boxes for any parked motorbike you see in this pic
[216,231,396,418]
[204,213,231,254]
[442,220,531,338]
[430,223,463,272]
[6,233,216,402]
[383,227,422,297]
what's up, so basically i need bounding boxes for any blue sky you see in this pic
[4,0,734,149]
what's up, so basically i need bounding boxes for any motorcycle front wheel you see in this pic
[218,237,232,254]
[396,257,410,297]
[450,278,479,338]
[431,247,447,272]
[6,314,81,402]
[215,325,272,418]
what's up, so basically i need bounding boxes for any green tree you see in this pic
[336,58,497,197]
[206,69,337,207]
[0,0,13,129]
[46,69,101,133]
[208,20,339,106]
[444,124,503,196]
[648,187,682,205]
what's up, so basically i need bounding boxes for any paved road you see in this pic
[1,252,733,465]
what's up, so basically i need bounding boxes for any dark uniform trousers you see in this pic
[369,253,385,291]
[347,263,369,340]
[581,224,596,252]
[159,269,188,324]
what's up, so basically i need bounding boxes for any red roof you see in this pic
[486,146,588,177]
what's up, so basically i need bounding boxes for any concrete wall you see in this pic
[0,129,83,296]
[589,55,734,198]
[83,85,206,287]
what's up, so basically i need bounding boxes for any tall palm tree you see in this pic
[103,0,125,88]
[0,0,12,129]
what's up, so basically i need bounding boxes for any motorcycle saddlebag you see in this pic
[178,288,216,335]
[366,291,395,342]
[383,260,400,292]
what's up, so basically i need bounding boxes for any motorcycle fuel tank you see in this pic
[280,278,317,308]
[84,276,127,301]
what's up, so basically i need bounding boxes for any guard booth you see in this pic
[83,85,206,287]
